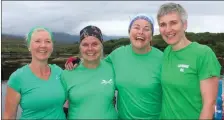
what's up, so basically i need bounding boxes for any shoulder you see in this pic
[61,64,82,77]
[163,45,172,54]
[50,64,63,71]
[192,42,215,56]
[9,65,29,79]
[7,65,29,90]
[101,60,113,68]
[111,44,131,55]
[152,47,164,57]
[50,64,63,74]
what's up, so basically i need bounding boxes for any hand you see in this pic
[65,57,80,70]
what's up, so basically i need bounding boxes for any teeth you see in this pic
[136,36,144,40]
[87,53,94,56]
[39,51,47,53]
[167,34,175,38]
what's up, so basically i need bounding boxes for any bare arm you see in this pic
[3,86,21,119]
[64,100,69,108]
[199,77,219,119]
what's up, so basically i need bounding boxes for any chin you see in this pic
[86,56,100,62]
[133,43,148,49]
[37,56,49,61]
[37,58,49,62]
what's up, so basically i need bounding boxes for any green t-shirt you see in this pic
[105,44,163,119]
[160,42,221,119]
[61,60,118,119]
[7,64,66,119]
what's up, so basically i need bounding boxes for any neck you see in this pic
[83,60,100,69]
[132,44,151,54]
[172,36,191,51]
[29,59,49,75]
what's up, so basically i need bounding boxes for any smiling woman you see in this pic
[61,25,118,119]
[157,3,221,119]
[3,27,66,119]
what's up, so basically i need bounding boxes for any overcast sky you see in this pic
[2,1,224,36]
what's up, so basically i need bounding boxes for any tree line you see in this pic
[102,32,224,56]
[2,32,224,74]
[2,32,224,57]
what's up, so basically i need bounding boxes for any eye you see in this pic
[46,40,51,43]
[81,43,88,47]
[143,27,150,31]
[170,21,177,25]
[92,42,98,46]
[132,25,140,30]
[133,26,140,30]
[159,23,166,27]
[35,40,40,43]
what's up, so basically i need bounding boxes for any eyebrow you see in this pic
[133,24,150,27]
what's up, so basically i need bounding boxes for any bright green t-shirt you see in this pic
[7,64,66,119]
[160,42,221,119]
[61,60,118,119]
[105,44,163,119]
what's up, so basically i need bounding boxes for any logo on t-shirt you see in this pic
[56,75,60,80]
[177,64,189,72]
[101,79,113,85]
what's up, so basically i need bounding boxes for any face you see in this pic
[80,36,102,63]
[29,30,53,61]
[158,12,187,45]
[129,19,152,49]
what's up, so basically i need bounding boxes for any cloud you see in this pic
[2,1,224,36]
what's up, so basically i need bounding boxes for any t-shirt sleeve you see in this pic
[7,71,21,93]
[197,47,221,81]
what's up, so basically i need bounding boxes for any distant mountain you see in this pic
[2,32,128,44]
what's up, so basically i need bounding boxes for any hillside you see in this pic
[2,32,127,44]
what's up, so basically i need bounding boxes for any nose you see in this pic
[137,28,144,34]
[87,45,93,51]
[40,41,47,47]
[165,24,172,33]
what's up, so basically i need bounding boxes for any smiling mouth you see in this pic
[38,50,47,53]
[166,34,176,39]
[86,53,95,56]
[136,36,145,41]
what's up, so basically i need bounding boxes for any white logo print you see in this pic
[101,79,113,85]
[177,64,189,72]
[56,75,60,80]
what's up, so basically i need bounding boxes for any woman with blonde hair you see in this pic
[61,25,118,119]
[3,27,66,119]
